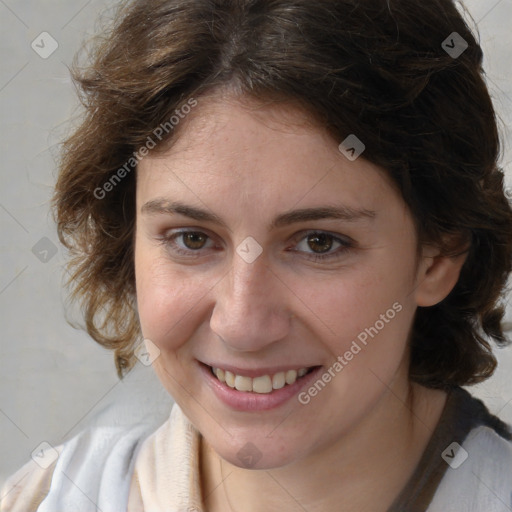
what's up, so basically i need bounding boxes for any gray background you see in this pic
[1,0,512,487]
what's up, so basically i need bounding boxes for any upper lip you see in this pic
[200,361,319,378]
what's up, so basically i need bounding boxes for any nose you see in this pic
[209,255,291,352]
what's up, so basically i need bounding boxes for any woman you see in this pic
[2,0,512,511]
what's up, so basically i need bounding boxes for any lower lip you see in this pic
[199,363,323,411]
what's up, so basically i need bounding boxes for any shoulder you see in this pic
[0,445,63,512]
[1,421,159,512]
[429,422,512,511]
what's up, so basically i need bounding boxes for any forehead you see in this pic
[148,94,337,173]
[136,93,403,220]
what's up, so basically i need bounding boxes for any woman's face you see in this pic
[134,94,425,469]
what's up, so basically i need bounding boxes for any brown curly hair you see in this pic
[53,0,512,387]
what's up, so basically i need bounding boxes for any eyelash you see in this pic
[159,229,353,262]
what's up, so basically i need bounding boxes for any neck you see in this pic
[201,376,447,512]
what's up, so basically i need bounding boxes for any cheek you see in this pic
[297,265,412,333]
[135,245,211,351]
[289,256,417,368]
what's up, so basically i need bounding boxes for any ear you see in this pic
[414,244,468,307]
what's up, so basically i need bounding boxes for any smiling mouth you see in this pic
[209,365,317,394]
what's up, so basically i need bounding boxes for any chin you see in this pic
[210,432,307,470]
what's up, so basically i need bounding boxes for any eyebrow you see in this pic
[141,199,376,229]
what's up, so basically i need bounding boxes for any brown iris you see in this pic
[307,233,333,253]
[182,232,208,250]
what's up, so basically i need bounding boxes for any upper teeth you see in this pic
[212,367,309,394]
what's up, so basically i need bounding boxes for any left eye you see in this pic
[294,232,349,256]
[300,233,335,253]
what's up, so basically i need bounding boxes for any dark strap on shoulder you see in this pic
[388,387,511,512]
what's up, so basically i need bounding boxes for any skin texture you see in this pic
[134,92,466,511]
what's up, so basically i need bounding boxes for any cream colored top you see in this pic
[2,395,512,512]
[1,405,202,512]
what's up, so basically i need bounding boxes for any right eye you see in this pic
[161,229,218,258]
